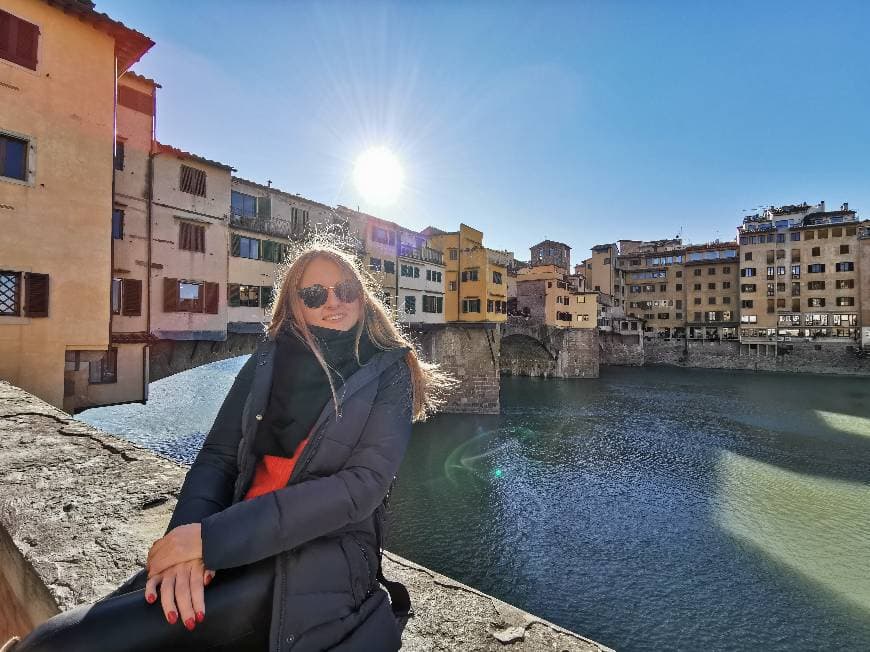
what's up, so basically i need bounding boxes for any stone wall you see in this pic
[500,318,598,378]
[500,334,556,377]
[0,381,610,651]
[599,333,644,366]
[555,328,599,378]
[643,339,870,375]
[414,325,501,414]
[148,333,261,382]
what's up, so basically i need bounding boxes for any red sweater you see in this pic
[243,437,309,500]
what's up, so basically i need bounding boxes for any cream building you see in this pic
[0,0,152,412]
[396,227,446,325]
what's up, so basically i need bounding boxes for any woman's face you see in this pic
[296,256,362,331]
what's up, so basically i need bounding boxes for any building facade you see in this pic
[0,0,152,412]
[396,227,446,325]
[515,264,597,328]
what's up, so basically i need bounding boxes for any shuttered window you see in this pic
[179,221,205,252]
[122,279,142,316]
[24,272,48,317]
[180,164,206,196]
[164,277,218,313]
[0,9,39,70]
[0,133,28,181]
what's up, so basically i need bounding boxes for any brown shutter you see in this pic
[196,224,205,252]
[24,272,49,317]
[0,10,39,71]
[122,279,142,316]
[179,222,189,250]
[227,284,240,307]
[204,282,219,314]
[163,277,178,312]
[231,233,241,256]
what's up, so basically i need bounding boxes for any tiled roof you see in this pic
[43,0,154,73]
[121,69,161,89]
[153,141,236,171]
[232,176,334,211]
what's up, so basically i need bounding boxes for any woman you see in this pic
[6,242,449,652]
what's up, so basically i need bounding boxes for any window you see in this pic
[492,271,503,284]
[88,349,118,385]
[226,284,261,308]
[766,266,775,279]
[371,227,395,245]
[400,264,418,277]
[835,262,854,272]
[767,299,775,313]
[111,278,122,314]
[0,132,28,181]
[708,267,716,275]
[693,297,701,305]
[0,270,48,317]
[231,191,257,218]
[461,269,479,282]
[708,283,716,290]
[179,222,206,252]
[740,284,757,293]
[422,295,443,313]
[776,233,786,243]
[777,266,786,276]
[790,232,800,241]
[449,249,458,260]
[741,300,754,308]
[448,280,457,291]
[744,252,752,261]
[811,246,820,257]
[383,260,395,274]
[0,9,39,70]
[231,235,260,259]
[603,257,611,265]
[836,297,855,307]
[805,230,815,240]
[114,141,125,171]
[840,244,850,255]
[723,296,731,304]
[722,281,731,289]
[723,266,731,274]
[693,283,702,291]
[290,207,309,231]
[808,297,826,308]
[659,284,667,292]
[708,297,716,305]
[767,283,775,297]
[694,269,702,276]
[817,229,828,239]
[261,240,288,264]
[488,299,495,313]
[404,295,416,314]
[741,315,758,324]
[461,298,481,313]
[676,300,683,309]
[846,226,857,236]
[676,271,683,278]
[808,281,825,290]
[676,283,683,291]
[112,209,124,240]
[836,279,854,289]
[180,165,206,196]
[740,268,756,277]
[658,313,669,320]
[808,264,825,274]
[369,257,382,272]
[791,282,800,297]
[425,270,442,283]
[791,264,800,278]
[776,298,786,309]
[163,278,219,313]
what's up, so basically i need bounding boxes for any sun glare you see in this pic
[353,146,404,206]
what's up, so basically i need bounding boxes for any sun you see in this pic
[352,146,404,206]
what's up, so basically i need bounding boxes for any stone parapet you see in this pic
[1,382,612,649]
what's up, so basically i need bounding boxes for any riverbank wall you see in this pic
[640,339,870,375]
[0,381,611,650]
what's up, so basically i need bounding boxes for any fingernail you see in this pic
[146,593,156,604]
[184,617,195,631]
[167,611,178,625]
[196,611,204,623]
[204,574,212,586]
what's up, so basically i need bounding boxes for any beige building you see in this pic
[620,239,686,338]
[396,226,446,325]
[423,224,508,323]
[683,242,739,340]
[0,0,152,412]
[737,202,866,344]
[336,206,399,308]
[228,177,335,333]
[149,142,234,341]
[515,264,597,328]
[859,226,870,346]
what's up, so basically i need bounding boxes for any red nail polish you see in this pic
[196,611,204,623]
[167,611,178,624]
[146,593,156,604]
[184,618,195,631]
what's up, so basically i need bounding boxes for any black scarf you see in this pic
[252,322,380,457]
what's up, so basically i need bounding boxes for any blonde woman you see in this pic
[9,241,449,652]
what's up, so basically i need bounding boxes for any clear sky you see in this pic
[103,0,870,264]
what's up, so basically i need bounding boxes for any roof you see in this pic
[43,0,154,73]
[120,69,161,89]
[153,141,236,171]
[421,226,448,236]
[531,239,571,250]
[232,176,334,212]
[335,205,405,232]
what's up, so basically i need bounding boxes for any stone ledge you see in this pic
[0,381,612,651]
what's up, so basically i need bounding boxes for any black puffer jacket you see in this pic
[118,334,413,651]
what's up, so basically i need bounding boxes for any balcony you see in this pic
[230,212,296,239]
[399,244,444,265]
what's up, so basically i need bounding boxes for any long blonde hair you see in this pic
[265,238,453,422]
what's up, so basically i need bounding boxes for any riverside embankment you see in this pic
[0,380,611,651]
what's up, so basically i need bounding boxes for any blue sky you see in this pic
[104,0,870,264]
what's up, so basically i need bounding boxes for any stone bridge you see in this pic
[500,316,599,378]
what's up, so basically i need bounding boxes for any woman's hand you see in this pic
[144,560,216,629]
[147,523,204,578]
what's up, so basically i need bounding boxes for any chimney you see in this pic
[842,202,849,211]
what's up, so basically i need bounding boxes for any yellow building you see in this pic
[0,0,152,412]
[422,224,507,323]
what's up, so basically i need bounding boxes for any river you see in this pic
[79,359,870,651]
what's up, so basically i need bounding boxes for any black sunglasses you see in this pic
[297,280,361,309]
